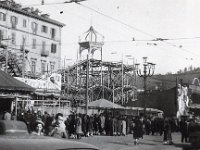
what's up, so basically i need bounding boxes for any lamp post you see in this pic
[135,57,155,115]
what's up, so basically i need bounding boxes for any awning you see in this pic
[0,70,35,92]
[88,99,124,109]
[34,92,60,98]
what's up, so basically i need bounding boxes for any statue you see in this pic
[176,84,190,119]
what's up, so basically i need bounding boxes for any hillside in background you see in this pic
[136,71,200,91]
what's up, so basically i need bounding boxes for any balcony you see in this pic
[20,46,29,54]
[41,50,49,57]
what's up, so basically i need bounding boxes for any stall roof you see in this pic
[88,99,124,109]
[0,70,35,92]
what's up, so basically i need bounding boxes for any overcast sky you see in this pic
[14,0,200,74]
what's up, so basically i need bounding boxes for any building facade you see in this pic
[0,0,65,78]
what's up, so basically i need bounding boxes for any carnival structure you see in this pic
[60,26,137,108]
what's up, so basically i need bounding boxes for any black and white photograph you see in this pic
[0,0,200,150]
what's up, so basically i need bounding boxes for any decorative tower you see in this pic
[79,26,104,60]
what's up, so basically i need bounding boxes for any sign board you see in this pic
[15,73,61,93]
[189,77,200,94]
[189,84,200,94]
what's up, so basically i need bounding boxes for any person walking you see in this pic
[76,113,83,139]
[99,113,105,135]
[3,111,11,120]
[163,118,173,145]
[133,116,143,145]
[116,116,122,136]
[31,119,44,136]
[179,116,189,143]
[122,117,126,136]
[49,113,67,138]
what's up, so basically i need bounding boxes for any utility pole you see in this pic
[121,55,124,105]
[63,58,66,83]
[85,54,89,115]
[0,30,2,47]
[76,49,79,86]
[112,68,115,103]
[133,58,137,100]
[22,37,26,78]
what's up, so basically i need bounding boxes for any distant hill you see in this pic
[136,71,200,91]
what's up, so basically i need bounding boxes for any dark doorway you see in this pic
[0,98,13,113]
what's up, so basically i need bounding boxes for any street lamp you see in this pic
[135,57,155,115]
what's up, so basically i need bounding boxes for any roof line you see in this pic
[0,3,65,27]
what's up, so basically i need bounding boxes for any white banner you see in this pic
[15,73,61,92]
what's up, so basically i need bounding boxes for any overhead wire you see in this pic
[19,1,200,59]
[76,3,200,58]
[23,2,200,45]
[23,2,200,40]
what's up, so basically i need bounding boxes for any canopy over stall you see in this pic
[0,70,35,116]
[88,99,124,109]
[0,70,34,92]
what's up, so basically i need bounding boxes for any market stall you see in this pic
[0,70,35,118]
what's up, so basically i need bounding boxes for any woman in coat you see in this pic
[163,118,173,145]
[122,117,126,136]
[76,114,83,139]
[133,116,144,145]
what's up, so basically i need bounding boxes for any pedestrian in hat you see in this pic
[31,119,44,136]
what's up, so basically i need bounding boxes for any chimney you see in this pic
[41,14,50,18]
[22,7,31,13]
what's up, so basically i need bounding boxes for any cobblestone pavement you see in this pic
[71,133,192,150]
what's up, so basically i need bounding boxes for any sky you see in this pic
[14,0,200,74]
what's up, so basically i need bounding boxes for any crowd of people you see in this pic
[1,109,200,146]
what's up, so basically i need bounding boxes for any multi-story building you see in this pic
[0,0,65,78]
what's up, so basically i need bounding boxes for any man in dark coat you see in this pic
[133,116,144,145]
[179,116,189,143]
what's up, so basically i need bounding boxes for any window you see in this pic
[50,28,56,39]
[10,16,18,28]
[41,62,46,74]
[0,12,6,21]
[11,32,16,44]
[32,39,36,49]
[21,35,26,50]
[0,30,3,40]
[41,25,48,33]
[31,22,38,34]
[50,63,55,72]
[42,41,46,51]
[31,61,36,73]
[23,19,27,28]
[0,30,4,47]
[51,43,57,53]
